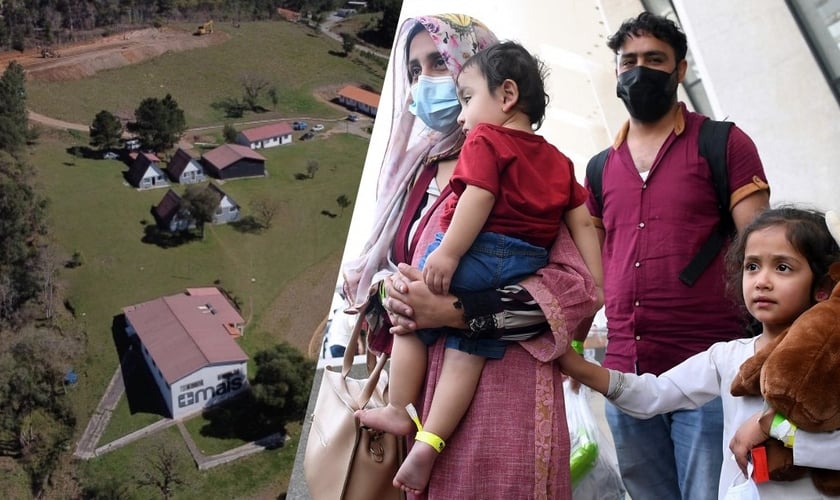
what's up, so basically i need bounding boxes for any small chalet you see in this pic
[123,287,248,419]
[151,184,240,231]
[337,85,380,117]
[127,152,169,190]
[167,148,206,184]
[151,189,193,232]
[236,122,294,150]
[202,144,266,180]
[206,183,241,224]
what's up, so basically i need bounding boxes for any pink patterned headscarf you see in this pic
[342,14,498,307]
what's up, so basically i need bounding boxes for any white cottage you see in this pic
[167,148,206,184]
[123,287,248,419]
[127,152,169,190]
[236,122,294,149]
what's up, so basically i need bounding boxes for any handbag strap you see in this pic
[341,309,389,409]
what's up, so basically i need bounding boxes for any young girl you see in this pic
[559,207,840,499]
[357,41,602,495]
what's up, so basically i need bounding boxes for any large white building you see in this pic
[123,287,248,419]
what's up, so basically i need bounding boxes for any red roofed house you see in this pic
[201,143,266,180]
[127,151,169,190]
[337,85,380,117]
[123,287,248,419]
[277,8,300,22]
[236,122,293,150]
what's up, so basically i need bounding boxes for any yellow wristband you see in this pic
[571,340,585,355]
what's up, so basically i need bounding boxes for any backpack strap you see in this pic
[678,119,734,286]
[585,146,611,215]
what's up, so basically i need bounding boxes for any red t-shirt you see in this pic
[442,123,588,249]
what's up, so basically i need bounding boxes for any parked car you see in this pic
[311,123,325,132]
[300,131,315,141]
[293,121,308,130]
[102,151,120,160]
[346,114,359,122]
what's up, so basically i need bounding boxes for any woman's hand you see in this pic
[385,263,466,335]
[729,409,772,475]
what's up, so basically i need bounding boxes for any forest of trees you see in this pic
[0,61,80,496]
[0,0,402,52]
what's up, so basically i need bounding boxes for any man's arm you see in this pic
[732,190,769,234]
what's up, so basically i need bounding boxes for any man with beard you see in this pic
[583,12,770,500]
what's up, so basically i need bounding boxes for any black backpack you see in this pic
[585,119,733,287]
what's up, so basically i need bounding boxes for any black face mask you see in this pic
[616,66,679,123]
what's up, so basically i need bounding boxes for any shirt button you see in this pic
[634,261,640,268]
[634,300,640,306]
[635,335,641,341]
[642,184,647,190]
[638,222,645,228]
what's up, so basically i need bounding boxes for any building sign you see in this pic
[177,371,245,409]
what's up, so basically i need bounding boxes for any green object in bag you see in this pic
[570,433,599,486]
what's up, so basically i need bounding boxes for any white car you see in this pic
[312,123,325,132]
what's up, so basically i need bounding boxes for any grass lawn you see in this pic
[80,423,301,499]
[183,411,248,456]
[32,126,367,415]
[97,395,164,446]
[26,20,387,128]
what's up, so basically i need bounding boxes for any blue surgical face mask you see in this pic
[408,75,461,132]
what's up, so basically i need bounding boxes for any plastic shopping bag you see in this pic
[723,461,760,500]
[564,379,625,500]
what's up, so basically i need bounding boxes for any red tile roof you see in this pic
[202,143,266,170]
[337,85,381,108]
[239,122,293,143]
[123,288,247,383]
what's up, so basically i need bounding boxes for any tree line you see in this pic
[0,61,80,496]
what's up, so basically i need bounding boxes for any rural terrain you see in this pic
[3,14,388,499]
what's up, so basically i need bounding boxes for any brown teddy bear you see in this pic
[730,210,840,494]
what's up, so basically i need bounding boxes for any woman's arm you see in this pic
[385,263,547,339]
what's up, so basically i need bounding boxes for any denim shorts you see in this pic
[419,231,548,293]
[416,327,508,359]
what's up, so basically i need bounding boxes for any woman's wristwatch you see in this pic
[454,289,504,339]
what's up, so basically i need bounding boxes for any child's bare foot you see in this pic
[394,441,438,494]
[354,405,415,435]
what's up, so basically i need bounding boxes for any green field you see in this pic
[21,19,383,498]
[27,21,386,127]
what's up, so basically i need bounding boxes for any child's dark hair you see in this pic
[461,41,549,129]
[725,206,840,305]
[607,12,687,63]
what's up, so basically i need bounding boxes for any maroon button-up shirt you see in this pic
[587,103,769,375]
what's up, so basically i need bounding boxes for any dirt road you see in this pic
[2,27,227,82]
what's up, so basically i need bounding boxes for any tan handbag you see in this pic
[304,313,404,500]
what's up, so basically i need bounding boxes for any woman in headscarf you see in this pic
[342,14,598,498]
